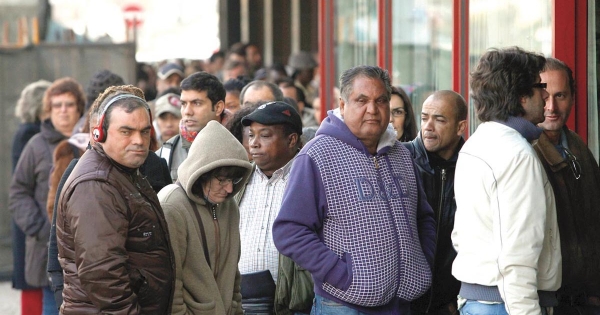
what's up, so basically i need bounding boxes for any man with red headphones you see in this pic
[55,86,174,314]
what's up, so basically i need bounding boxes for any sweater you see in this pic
[273,110,435,315]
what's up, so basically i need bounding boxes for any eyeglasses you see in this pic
[214,176,244,186]
[563,148,581,180]
[532,82,547,89]
[391,108,406,117]
[51,101,76,109]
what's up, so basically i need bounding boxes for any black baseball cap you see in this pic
[242,101,303,135]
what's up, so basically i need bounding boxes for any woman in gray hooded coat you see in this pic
[158,120,253,315]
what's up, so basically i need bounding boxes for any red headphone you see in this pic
[92,94,153,142]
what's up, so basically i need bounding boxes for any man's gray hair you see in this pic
[339,66,392,102]
[15,80,52,123]
[239,80,284,105]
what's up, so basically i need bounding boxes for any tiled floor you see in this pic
[0,282,20,315]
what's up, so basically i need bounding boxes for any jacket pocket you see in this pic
[126,224,160,253]
[130,268,161,308]
[24,223,50,287]
[186,300,217,314]
[289,263,314,312]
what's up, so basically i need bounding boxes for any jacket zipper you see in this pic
[426,168,446,313]
[377,155,403,294]
[211,205,220,278]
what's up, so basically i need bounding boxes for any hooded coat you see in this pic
[158,121,253,315]
[273,110,435,315]
[10,119,66,288]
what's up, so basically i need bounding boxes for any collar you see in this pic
[535,132,568,171]
[254,157,295,183]
[92,144,138,175]
[493,116,542,142]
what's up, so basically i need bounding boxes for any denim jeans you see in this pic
[459,300,554,315]
[42,285,58,315]
[459,300,508,315]
[311,294,369,315]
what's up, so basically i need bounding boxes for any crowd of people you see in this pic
[7,43,600,315]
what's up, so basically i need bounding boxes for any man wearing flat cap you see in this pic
[236,101,313,314]
[288,51,318,105]
[156,62,185,97]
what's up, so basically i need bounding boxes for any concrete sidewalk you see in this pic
[0,281,20,315]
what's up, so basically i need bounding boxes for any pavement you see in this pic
[0,281,20,315]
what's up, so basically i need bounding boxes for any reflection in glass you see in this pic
[392,0,453,128]
[468,0,551,134]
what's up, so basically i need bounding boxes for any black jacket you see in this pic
[404,133,463,313]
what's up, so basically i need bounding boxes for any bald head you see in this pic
[421,90,467,160]
[424,90,468,122]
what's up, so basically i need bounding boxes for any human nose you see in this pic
[422,118,433,131]
[545,96,555,112]
[224,181,234,193]
[131,131,144,145]
[249,136,259,148]
[182,104,193,116]
[366,100,377,114]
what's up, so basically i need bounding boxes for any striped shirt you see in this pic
[238,160,293,281]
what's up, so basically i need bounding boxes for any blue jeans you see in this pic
[42,285,58,315]
[459,300,508,315]
[311,294,369,315]
[460,300,553,315]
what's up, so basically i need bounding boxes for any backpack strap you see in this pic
[159,135,180,170]
[176,181,211,269]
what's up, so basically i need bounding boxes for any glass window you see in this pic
[335,0,379,79]
[468,0,552,134]
[391,0,453,128]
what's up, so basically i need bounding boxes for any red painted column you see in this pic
[377,0,393,73]
[318,0,336,121]
[553,0,588,143]
[452,0,469,136]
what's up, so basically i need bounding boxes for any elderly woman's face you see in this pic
[202,174,238,203]
[50,92,80,136]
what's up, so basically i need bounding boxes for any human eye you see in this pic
[120,130,131,135]
[376,97,388,105]
[356,98,367,105]
[141,129,151,135]
[193,100,203,107]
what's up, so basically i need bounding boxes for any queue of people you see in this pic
[7,43,600,315]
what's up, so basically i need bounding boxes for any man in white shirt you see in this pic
[235,101,308,314]
[452,46,561,315]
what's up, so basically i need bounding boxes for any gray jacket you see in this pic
[9,119,66,287]
[156,134,191,183]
